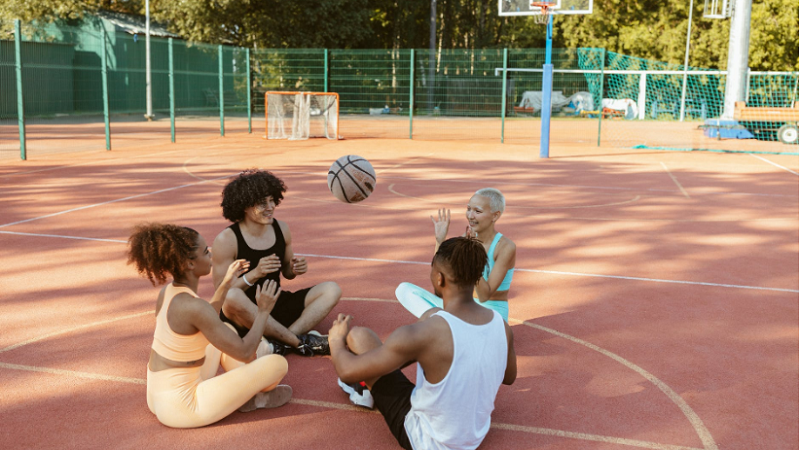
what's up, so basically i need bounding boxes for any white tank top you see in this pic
[404,310,508,450]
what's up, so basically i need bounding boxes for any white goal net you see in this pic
[266,92,339,140]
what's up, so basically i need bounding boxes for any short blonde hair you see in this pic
[474,188,505,213]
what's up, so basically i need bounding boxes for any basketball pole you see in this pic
[679,0,695,121]
[539,14,554,158]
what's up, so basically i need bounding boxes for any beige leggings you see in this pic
[147,338,287,429]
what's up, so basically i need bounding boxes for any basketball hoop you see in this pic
[530,1,555,24]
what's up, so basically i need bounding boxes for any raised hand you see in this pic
[255,279,281,313]
[223,259,249,287]
[465,225,478,239]
[431,208,451,244]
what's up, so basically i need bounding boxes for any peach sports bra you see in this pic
[151,284,209,362]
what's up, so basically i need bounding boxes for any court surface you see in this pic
[0,131,797,450]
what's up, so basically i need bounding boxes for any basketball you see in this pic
[327,155,377,203]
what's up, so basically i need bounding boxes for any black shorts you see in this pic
[371,370,415,450]
[223,286,312,338]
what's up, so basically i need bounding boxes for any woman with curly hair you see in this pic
[128,223,291,429]
[212,169,341,356]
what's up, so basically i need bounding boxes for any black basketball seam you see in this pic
[332,161,353,203]
[336,159,369,199]
[344,156,377,182]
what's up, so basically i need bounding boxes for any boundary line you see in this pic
[0,305,714,450]
[0,231,795,294]
[749,154,799,176]
[660,162,690,198]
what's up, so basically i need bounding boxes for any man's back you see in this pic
[405,310,508,450]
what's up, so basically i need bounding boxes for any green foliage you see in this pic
[1,0,796,70]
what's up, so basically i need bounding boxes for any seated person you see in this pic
[330,236,517,449]
[128,223,292,428]
[397,188,516,321]
[212,169,342,356]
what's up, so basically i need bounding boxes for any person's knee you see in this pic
[221,289,251,325]
[262,354,289,377]
[323,281,342,303]
[346,326,379,354]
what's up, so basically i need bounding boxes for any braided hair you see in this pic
[433,236,488,286]
[221,169,287,222]
[127,223,199,285]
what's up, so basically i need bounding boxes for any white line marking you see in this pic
[490,422,703,450]
[518,320,719,450]
[0,230,126,243]
[749,154,799,176]
[389,183,642,209]
[513,268,800,293]
[0,311,154,354]
[0,305,714,450]
[660,162,690,198]
[0,230,794,294]
[0,174,232,228]
[0,362,147,385]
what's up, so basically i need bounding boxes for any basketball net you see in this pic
[530,1,555,24]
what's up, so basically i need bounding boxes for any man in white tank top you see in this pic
[329,237,517,450]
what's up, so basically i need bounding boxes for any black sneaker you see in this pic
[267,340,290,356]
[299,332,330,356]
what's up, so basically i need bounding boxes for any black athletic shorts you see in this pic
[371,370,415,450]
[223,286,312,338]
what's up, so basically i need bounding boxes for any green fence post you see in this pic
[169,38,175,143]
[597,48,605,147]
[100,28,111,150]
[246,47,252,133]
[14,19,26,160]
[324,49,329,93]
[409,49,415,139]
[501,48,508,143]
[219,45,224,136]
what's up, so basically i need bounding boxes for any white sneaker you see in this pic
[238,385,293,412]
[337,378,374,409]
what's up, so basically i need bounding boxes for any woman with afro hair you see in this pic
[128,223,292,428]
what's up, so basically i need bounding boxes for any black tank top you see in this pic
[219,220,286,333]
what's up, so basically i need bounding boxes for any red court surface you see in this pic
[0,133,797,450]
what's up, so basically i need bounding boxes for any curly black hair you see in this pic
[127,223,199,285]
[221,169,287,222]
[433,236,488,286]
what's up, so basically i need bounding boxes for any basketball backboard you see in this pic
[498,0,593,16]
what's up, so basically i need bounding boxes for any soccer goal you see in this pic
[265,92,339,140]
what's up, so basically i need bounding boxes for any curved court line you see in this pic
[515,320,719,450]
[0,229,795,294]
[0,302,713,450]
[388,182,642,209]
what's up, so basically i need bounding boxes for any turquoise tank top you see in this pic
[482,232,514,291]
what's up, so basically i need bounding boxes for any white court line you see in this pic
[388,183,642,209]
[0,143,233,179]
[516,319,718,450]
[0,174,232,228]
[749,154,799,176]
[0,307,711,450]
[660,162,690,198]
[0,230,795,294]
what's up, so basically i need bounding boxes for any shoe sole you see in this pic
[337,379,374,409]
[238,385,293,412]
